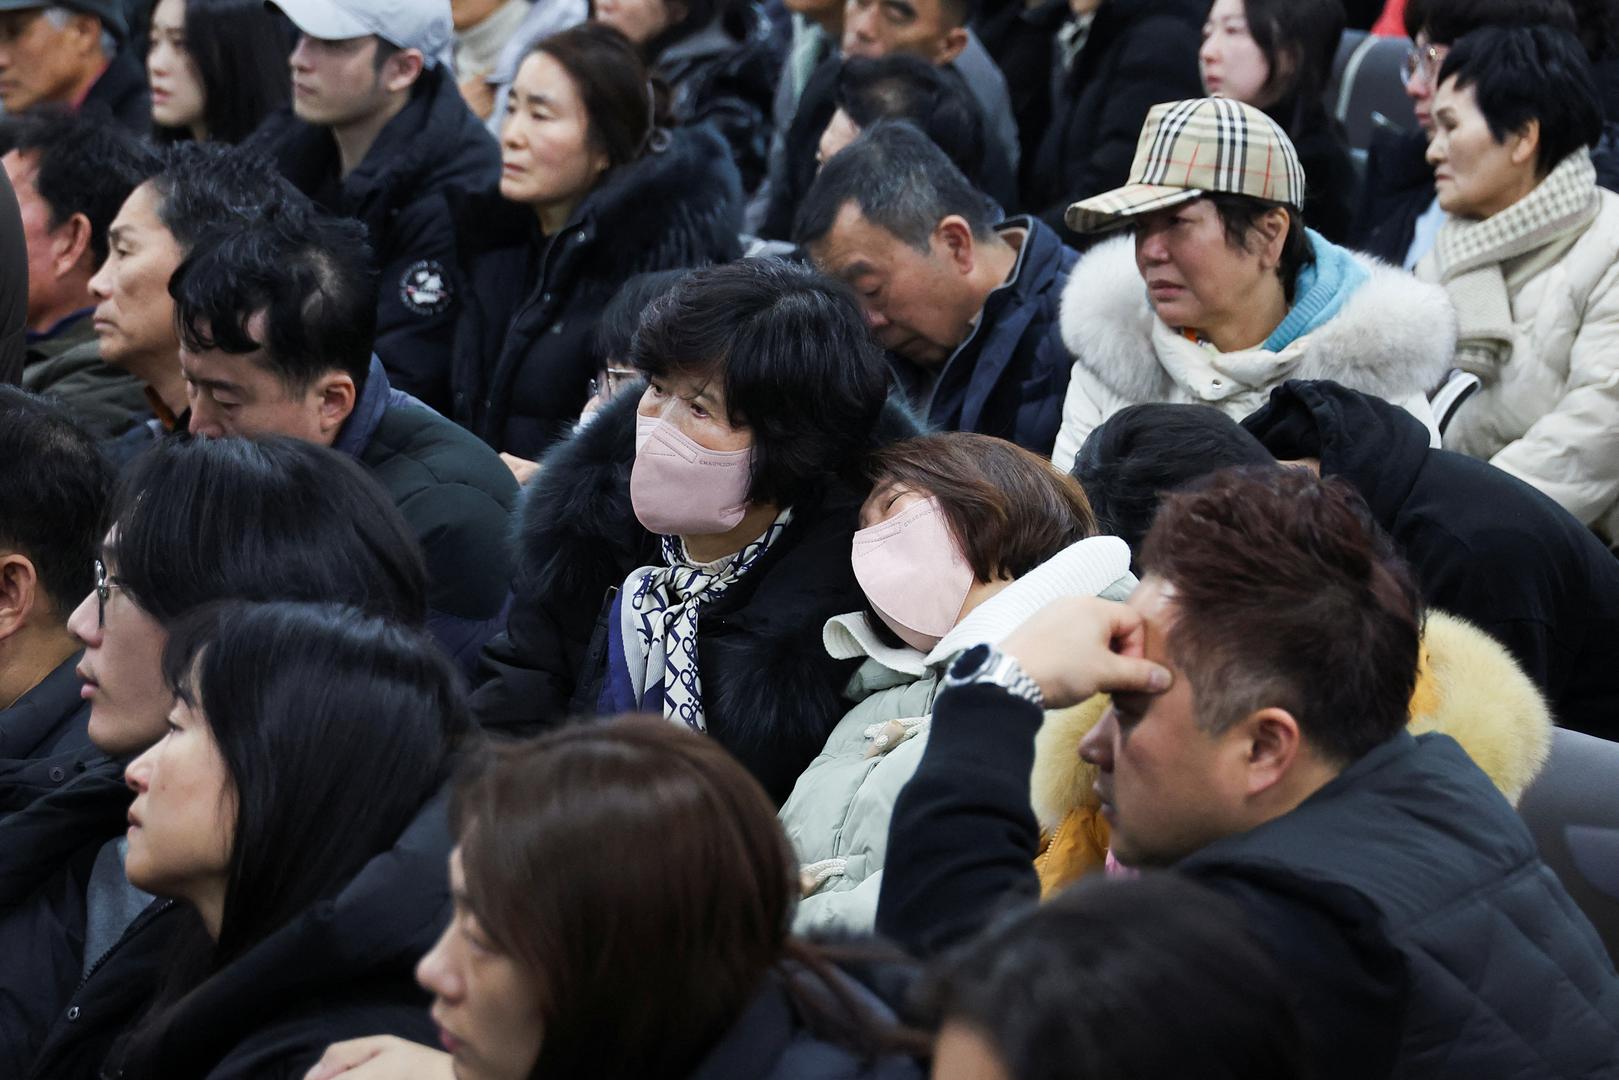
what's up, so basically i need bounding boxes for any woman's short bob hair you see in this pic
[1206,193,1317,304]
[923,873,1311,1080]
[105,435,428,628]
[867,433,1097,583]
[861,433,1098,649]
[452,716,797,1079]
[148,0,296,145]
[1438,26,1604,177]
[631,259,891,509]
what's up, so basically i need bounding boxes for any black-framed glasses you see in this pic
[95,558,126,628]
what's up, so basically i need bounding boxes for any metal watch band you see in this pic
[945,646,1045,710]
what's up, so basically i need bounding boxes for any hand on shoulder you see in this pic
[304,1037,454,1080]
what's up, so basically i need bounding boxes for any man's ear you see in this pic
[936,25,968,65]
[1238,706,1302,798]
[314,372,357,438]
[935,215,977,275]
[0,553,42,644]
[380,47,427,95]
[51,212,94,281]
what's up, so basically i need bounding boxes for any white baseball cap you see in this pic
[271,0,452,68]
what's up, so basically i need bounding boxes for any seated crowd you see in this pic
[0,0,1617,1077]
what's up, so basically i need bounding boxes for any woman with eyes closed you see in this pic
[779,432,1136,936]
[1197,0,1354,242]
[1049,96,1456,473]
[146,0,296,144]
[447,22,743,470]
[100,600,468,1080]
[469,259,920,805]
[1415,26,1619,546]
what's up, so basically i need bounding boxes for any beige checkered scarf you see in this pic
[1430,149,1601,374]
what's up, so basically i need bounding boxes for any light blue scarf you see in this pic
[1263,229,1371,353]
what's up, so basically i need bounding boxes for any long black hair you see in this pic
[116,601,469,1070]
[149,0,296,144]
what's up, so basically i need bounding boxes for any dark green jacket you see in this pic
[21,315,148,439]
[336,357,519,669]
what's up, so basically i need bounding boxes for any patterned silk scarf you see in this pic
[621,509,793,732]
[1430,149,1602,375]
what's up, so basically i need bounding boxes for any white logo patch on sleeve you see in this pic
[400,259,453,316]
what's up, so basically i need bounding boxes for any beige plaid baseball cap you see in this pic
[1065,97,1306,234]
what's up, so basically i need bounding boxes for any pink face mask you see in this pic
[630,414,754,537]
[851,496,974,653]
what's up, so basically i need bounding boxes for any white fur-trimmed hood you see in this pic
[1057,235,1458,407]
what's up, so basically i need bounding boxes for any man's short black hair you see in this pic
[170,211,378,394]
[0,386,113,614]
[794,119,994,252]
[630,259,891,509]
[834,55,987,191]
[0,108,161,266]
[147,141,311,255]
[1439,26,1604,175]
[1406,0,1576,44]
[1071,404,1277,560]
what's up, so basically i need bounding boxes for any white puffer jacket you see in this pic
[1051,235,1456,472]
[1419,191,1619,544]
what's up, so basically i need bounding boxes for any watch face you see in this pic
[951,643,991,680]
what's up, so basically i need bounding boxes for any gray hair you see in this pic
[793,119,995,254]
[42,6,115,56]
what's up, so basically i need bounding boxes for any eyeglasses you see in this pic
[95,558,127,628]
[1400,42,1446,88]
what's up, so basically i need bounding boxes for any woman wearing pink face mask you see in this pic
[778,433,1136,935]
[470,260,915,803]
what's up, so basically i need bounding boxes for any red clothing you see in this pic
[1372,0,1407,37]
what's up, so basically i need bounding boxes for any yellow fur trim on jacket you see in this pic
[1028,609,1553,897]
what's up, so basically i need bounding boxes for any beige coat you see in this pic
[1420,190,1619,544]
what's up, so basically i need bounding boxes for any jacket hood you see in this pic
[456,123,743,282]
[822,537,1135,676]
[1242,379,1434,525]
[1058,235,1456,408]
[1030,610,1554,832]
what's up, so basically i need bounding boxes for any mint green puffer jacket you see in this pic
[778,537,1136,935]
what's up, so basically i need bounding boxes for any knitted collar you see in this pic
[1432,149,1601,281]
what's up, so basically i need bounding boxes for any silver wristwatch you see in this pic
[943,643,1045,709]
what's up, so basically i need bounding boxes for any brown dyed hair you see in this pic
[1139,467,1423,765]
[453,717,922,1079]
[867,432,1098,584]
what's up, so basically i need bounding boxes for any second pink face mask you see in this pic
[630,414,754,538]
[851,496,974,653]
